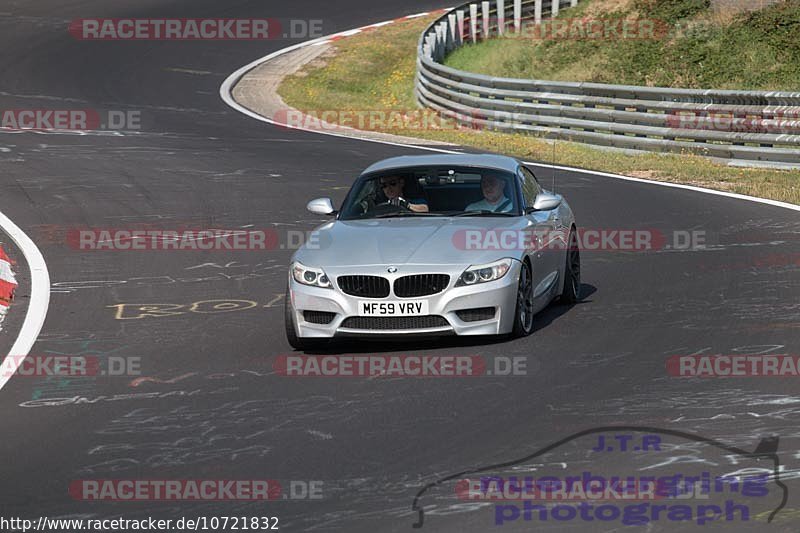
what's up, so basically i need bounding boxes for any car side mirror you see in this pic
[527,193,562,213]
[306,197,336,216]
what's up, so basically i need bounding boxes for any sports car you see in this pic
[285,153,580,349]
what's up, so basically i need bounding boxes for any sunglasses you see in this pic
[380,180,400,188]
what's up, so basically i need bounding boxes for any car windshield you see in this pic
[338,166,520,220]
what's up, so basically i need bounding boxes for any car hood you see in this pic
[293,217,531,267]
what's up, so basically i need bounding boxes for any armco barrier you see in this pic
[415,0,800,164]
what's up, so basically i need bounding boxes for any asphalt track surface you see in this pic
[0,0,799,531]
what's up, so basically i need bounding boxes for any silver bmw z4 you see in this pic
[285,154,580,350]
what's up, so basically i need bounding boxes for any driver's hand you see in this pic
[389,196,410,209]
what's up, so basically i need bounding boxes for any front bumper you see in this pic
[287,261,521,338]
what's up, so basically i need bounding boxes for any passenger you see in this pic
[465,175,512,213]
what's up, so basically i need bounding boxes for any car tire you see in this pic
[284,287,327,351]
[511,260,535,337]
[559,228,581,304]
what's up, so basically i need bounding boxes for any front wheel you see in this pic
[559,229,581,304]
[511,260,535,337]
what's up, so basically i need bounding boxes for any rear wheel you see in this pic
[559,229,581,304]
[284,287,327,351]
[511,260,535,337]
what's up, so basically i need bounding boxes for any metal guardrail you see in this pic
[415,0,800,163]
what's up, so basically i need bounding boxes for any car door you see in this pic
[519,166,562,308]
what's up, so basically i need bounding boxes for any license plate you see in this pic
[358,300,429,316]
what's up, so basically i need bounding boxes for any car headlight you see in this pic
[456,258,513,287]
[291,262,332,289]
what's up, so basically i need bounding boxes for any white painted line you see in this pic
[332,29,362,39]
[220,28,463,153]
[404,12,431,18]
[0,209,50,391]
[526,162,800,212]
[219,14,800,214]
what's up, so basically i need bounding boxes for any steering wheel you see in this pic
[372,201,407,215]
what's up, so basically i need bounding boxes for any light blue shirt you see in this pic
[465,196,512,213]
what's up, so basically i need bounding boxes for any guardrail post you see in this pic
[482,1,490,38]
[535,0,542,24]
[435,23,446,61]
[470,4,478,42]
[426,33,437,59]
[552,0,560,17]
[433,23,445,56]
[497,0,505,35]
[448,13,458,48]
[457,9,466,42]
[571,0,578,6]
[514,0,522,33]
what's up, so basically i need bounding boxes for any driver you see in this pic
[465,174,512,213]
[379,176,429,213]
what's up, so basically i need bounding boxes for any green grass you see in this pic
[445,0,800,90]
[278,12,800,205]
